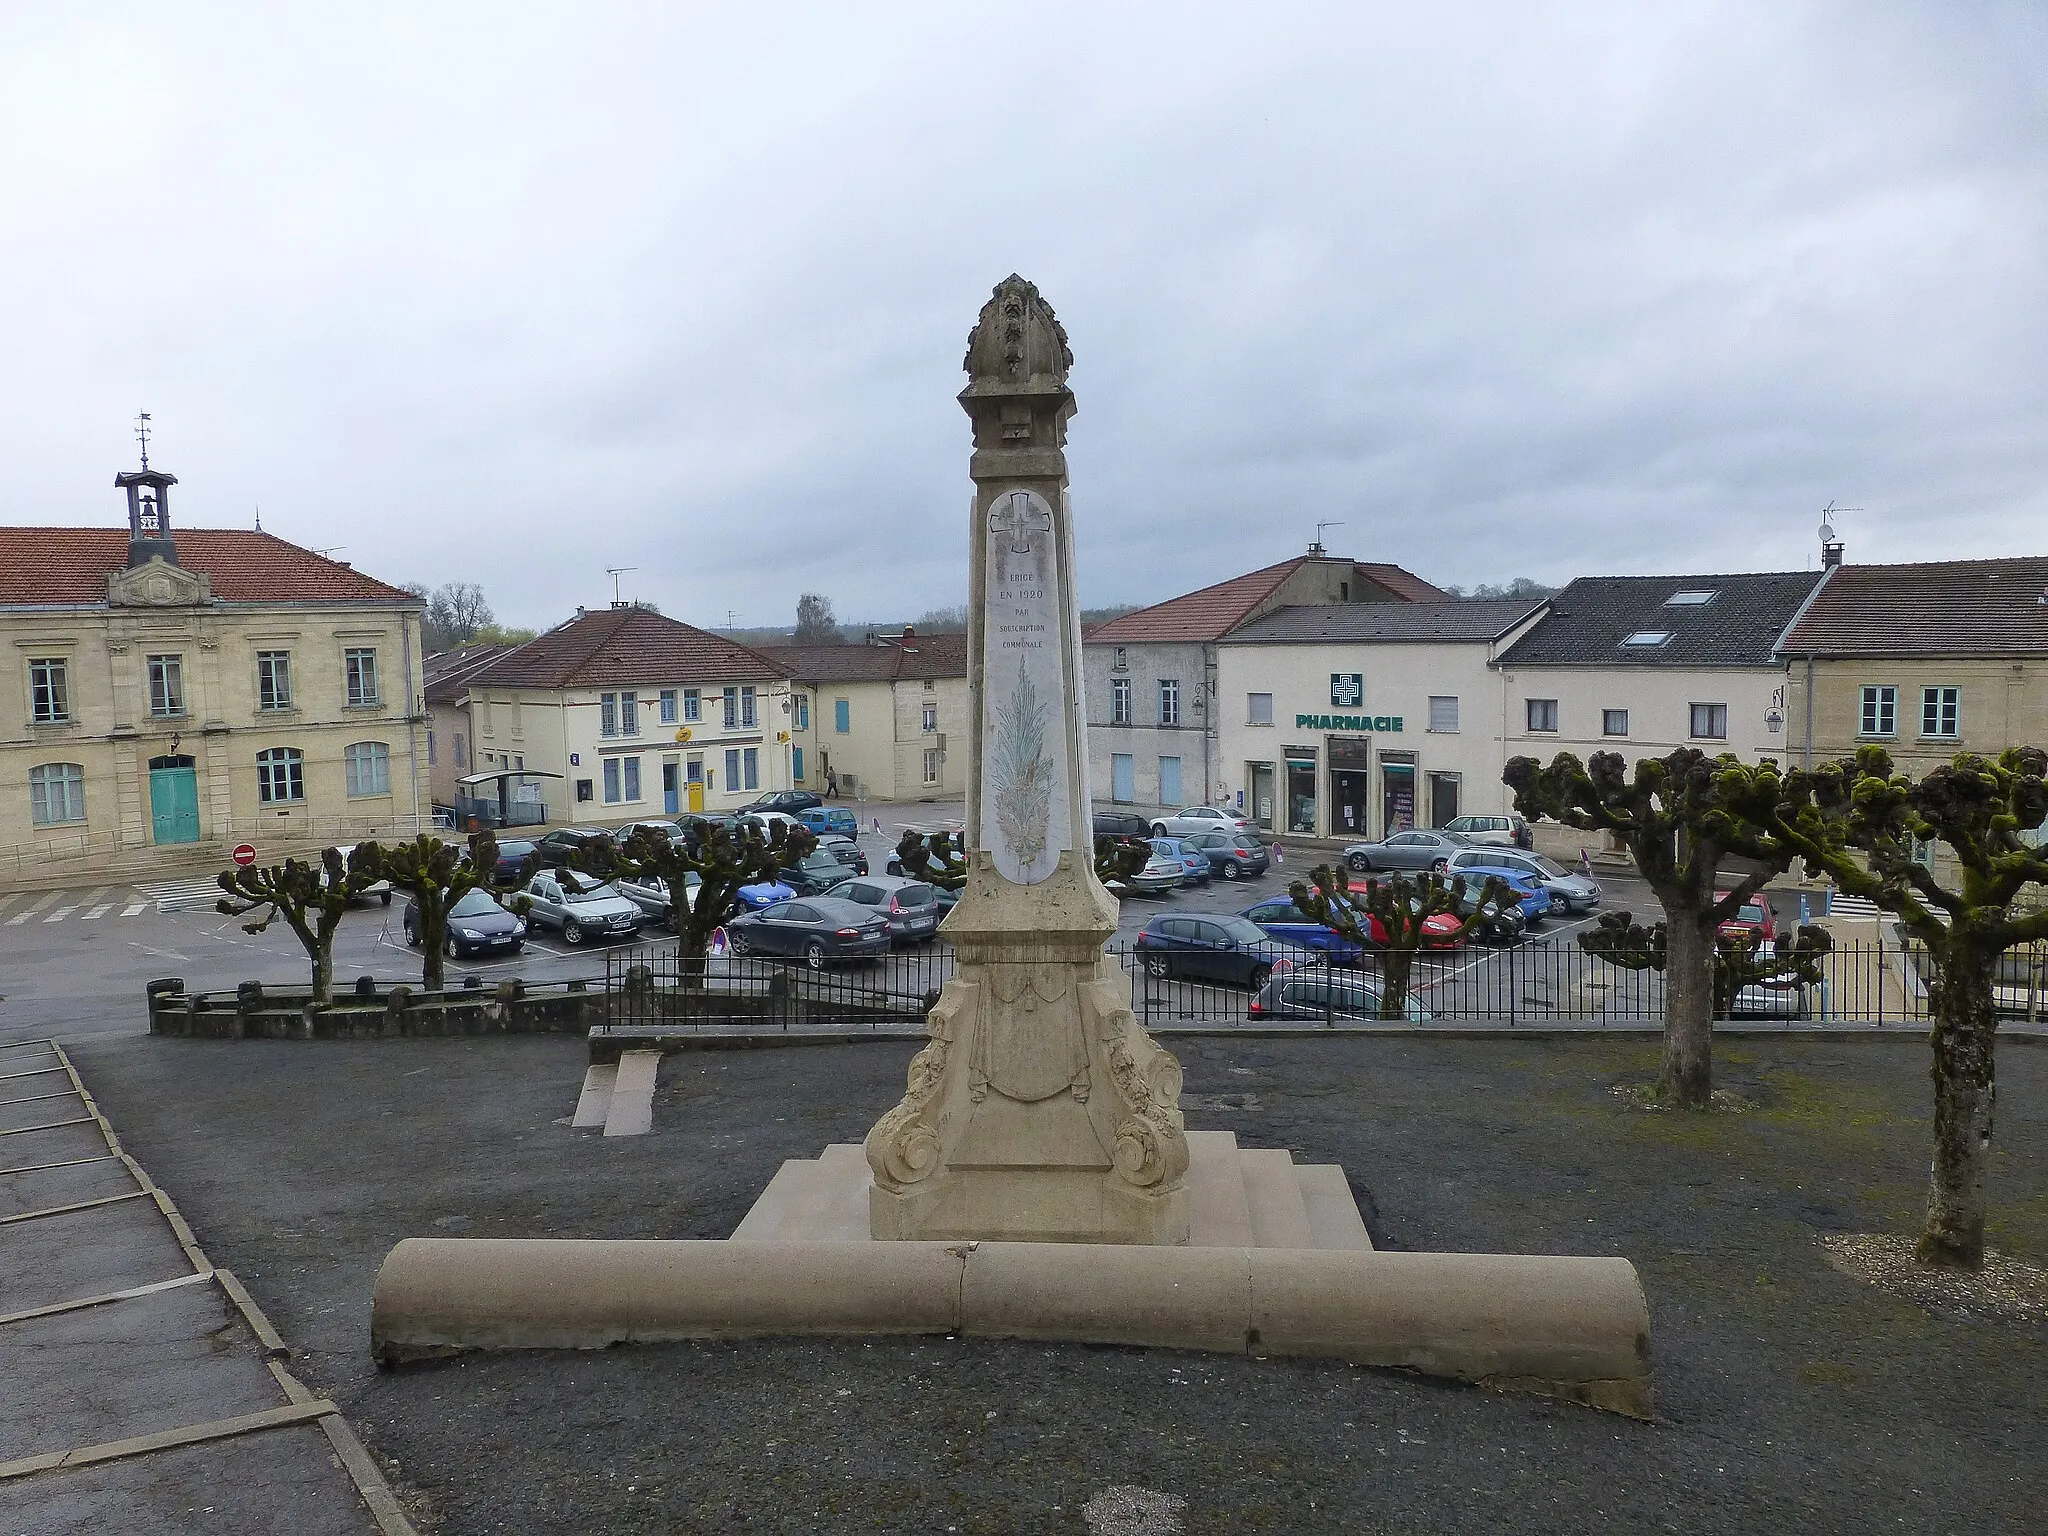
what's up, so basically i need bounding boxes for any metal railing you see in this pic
[592,935,2028,1032]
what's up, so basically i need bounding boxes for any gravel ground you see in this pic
[65,1028,2048,1535]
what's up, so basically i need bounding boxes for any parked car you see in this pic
[1133,913,1323,989]
[733,875,796,911]
[403,887,525,958]
[1445,849,1601,914]
[1149,837,1211,886]
[781,850,859,896]
[1342,829,1474,873]
[1240,893,1464,961]
[1440,812,1533,850]
[531,827,614,870]
[815,834,869,877]
[1716,891,1779,948]
[622,819,687,849]
[330,844,392,903]
[742,810,806,842]
[676,812,743,849]
[1150,806,1259,840]
[725,896,891,968]
[1119,844,1189,895]
[741,790,823,815]
[799,805,860,838]
[1443,865,1553,927]
[491,838,540,887]
[1181,830,1270,881]
[615,870,704,924]
[823,876,945,944]
[1453,883,1525,947]
[516,870,644,945]
[1249,971,1434,1024]
[1092,809,1153,839]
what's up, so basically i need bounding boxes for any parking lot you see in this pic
[0,806,1677,1049]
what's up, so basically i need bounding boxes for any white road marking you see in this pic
[79,905,113,921]
[127,943,192,961]
[78,886,109,905]
[42,907,76,923]
[5,893,60,926]
[120,903,148,917]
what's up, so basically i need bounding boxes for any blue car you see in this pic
[1452,865,1552,926]
[1149,836,1210,886]
[1239,895,1367,966]
[734,876,796,911]
[799,805,860,838]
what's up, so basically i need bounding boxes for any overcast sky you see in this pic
[2,4,2042,631]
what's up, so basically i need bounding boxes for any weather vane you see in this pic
[135,411,152,469]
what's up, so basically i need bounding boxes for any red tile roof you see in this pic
[760,630,970,683]
[466,606,792,689]
[1777,557,2048,656]
[1084,557,1448,644]
[0,527,418,605]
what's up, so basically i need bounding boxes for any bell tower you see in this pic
[115,411,179,569]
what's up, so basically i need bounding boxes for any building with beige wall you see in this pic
[421,643,515,813]
[1,459,428,884]
[1495,571,1822,775]
[1215,600,1545,840]
[1778,555,2048,774]
[1082,550,1449,812]
[765,630,969,802]
[460,605,796,824]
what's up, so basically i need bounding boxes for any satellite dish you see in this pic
[1818,519,1836,543]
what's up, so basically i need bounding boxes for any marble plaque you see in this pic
[980,488,1073,885]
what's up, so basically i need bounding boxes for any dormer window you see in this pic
[1664,590,1718,606]
[1622,631,1672,647]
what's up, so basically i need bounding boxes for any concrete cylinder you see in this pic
[371,1238,1651,1415]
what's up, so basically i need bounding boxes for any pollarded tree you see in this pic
[1578,910,1834,1020]
[1505,749,1804,1108]
[361,832,503,992]
[1751,746,2048,1269]
[1289,866,1510,1020]
[891,830,1148,894]
[216,845,382,1005]
[575,820,815,969]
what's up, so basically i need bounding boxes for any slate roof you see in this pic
[760,630,969,684]
[423,644,521,705]
[465,607,790,689]
[1777,557,2048,656]
[1223,598,1546,646]
[1085,557,1448,644]
[0,527,417,605]
[1493,571,1824,668]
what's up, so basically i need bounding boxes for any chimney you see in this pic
[1822,539,1844,569]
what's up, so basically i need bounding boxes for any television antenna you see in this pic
[606,566,639,604]
[1817,501,1859,545]
[1311,519,1345,556]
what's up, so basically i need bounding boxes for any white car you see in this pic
[331,844,392,903]
[1439,813,1532,850]
[740,810,804,841]
[1149,806,1258,840]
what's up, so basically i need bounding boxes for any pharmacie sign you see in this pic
[1296,712,1403,732]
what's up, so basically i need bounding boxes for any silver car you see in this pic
[517,870,645,945]
[614,871,703,924]
[1151,805,1259,840]
[1123,846,1190,895]
[1445,848,1601,913]
[1342,829,1473,873]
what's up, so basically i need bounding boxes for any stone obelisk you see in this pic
[864,277,1190,1244]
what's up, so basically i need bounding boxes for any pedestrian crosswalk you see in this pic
[0,883,168,927]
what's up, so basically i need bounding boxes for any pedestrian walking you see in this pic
[1579,846,1593,878]
[825,767,839,799]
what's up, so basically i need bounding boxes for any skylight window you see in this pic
[1622,631,1672,647]
[1665,590,1719,606]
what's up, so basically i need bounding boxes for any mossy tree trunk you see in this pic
[1658,909,1717,1107]
[1377,946,1416,1020]
[1922,936,1999,1268]
[414,892,450,993]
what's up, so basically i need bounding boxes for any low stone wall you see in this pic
[145,976,603,1040]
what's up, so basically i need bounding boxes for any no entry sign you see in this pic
[232,843,257,866]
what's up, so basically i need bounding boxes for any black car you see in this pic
[491,838,540,886]
[781,850,858,896]
[1132,913,1323,989]
[404,887,526,958]
[1248,971,1433,1023]
[1455,886,1524,947]
[532,827,614,870]
[815,834,869,877]
[823,876,944,944]
[1092,809,1152,839]
[741,790,823,815]
[725,896,891,968]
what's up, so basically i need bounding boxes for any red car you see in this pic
[1345,879,1468,949]
[1716,891,1778,948]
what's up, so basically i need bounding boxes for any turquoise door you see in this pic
[148,758,201,845]
[792,746,805,783]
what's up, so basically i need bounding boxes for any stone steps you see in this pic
[735,1129,1372,1250]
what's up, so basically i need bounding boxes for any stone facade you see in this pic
[764,632,970,802]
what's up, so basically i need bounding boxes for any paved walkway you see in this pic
[0,1038,412,1534]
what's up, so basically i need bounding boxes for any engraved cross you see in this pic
[988,491,1052,555]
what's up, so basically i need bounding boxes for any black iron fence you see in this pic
[597,935,2048,1032]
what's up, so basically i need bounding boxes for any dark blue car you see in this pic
[1239,895,1367,966]
[1447,865,1553,926]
